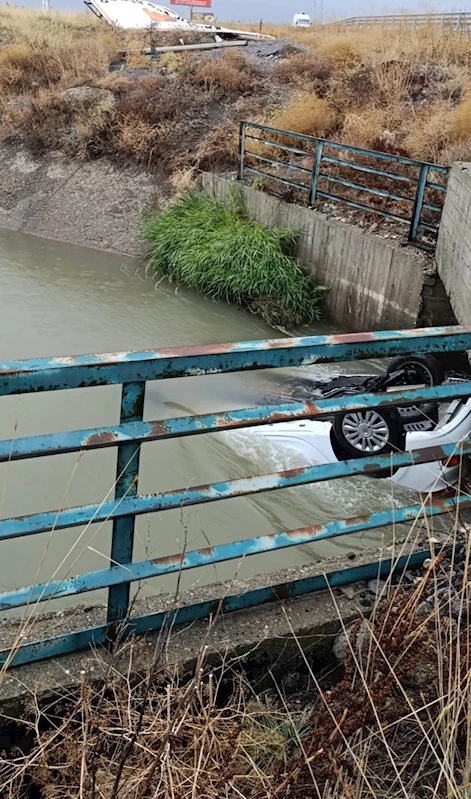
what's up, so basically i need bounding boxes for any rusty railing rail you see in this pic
[1,326,471,667]
[239,121,449,248]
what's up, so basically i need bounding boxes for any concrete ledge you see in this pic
[0,530,454,714]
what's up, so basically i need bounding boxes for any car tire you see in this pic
[386,353,445,387]
[332,407,403,460]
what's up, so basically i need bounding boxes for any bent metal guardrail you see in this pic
[1,326,471,668]
[239,121,449,247]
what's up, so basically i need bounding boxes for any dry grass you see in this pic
[453,87,471,142]
[0,38,116,98]
[340,110,384,150]
[271,547,471,798]
[0,650,309,799]
[0,7,116,100]
[225,19,471,166]
[1,520,471,799]
[192,122,240,172]
[318,37,363,69]
[1,74,225,170]
[273,50,332,91]
[0,8,269,175]
[194,50,259,93]
[0,7,471,185]
[269,94,335,138]
[404,101,455,161]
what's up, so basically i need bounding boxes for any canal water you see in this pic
[0,229,417,612]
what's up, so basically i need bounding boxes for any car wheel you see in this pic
[386,353,445,387]
[332,407,403,460]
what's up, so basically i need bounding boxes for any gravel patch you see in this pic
[333,525,471,666]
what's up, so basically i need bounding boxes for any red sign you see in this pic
[171,0,211,6]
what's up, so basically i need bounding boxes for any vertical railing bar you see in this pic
[107,380,146,625]
[238,121,246,182]
[309,141,324,206]
[409,163,429,244]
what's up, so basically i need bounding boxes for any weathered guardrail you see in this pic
[1,326,471,668]
[334,12,471,29]
[239,121,449,247]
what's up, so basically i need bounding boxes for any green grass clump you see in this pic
[142,190,325,327]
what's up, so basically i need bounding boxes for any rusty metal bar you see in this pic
[1,327,471,396]
[246,151,312,175]
[0,495,467,611]
[238,120,246,181]
[1,380,471,462]
[321,155,418,184]
[107,381,145,624]
[1,438,470,541]
[410,163,430,243]
[0,549,439,668]
[319,172,415,204]
[243,165,310,192]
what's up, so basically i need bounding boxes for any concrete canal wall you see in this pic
[202,173,456,333]
[436,162,471,326]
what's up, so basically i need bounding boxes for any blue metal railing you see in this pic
[1,326,471,668]
[239,121,449,247]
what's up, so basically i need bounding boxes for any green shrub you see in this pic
[142,190,325,327]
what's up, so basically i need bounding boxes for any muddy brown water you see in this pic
[0,229,419,614]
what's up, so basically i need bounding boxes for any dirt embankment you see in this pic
[1,8,471,182]
[1,10,471,250]
[0,142,160,255]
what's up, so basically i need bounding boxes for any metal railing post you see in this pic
[309,141,323,206]
[238,121,246,182]
[409,163,429,243]
[107,380,146,624]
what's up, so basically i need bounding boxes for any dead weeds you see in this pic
[194,50,260,94]
[273,51,332,93]
[0,10,271,176]
[1,7,471,187]
[1,546,471,799]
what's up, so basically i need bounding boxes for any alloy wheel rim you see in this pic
[341,410,390,453]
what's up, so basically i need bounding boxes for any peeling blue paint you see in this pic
[0,495,467,612]
[0,325,469,668]
[1,380,470,462]
[0,438,470,541]
[1,326,471,396]
[0,550,440,668]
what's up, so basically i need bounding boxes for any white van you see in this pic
[292,12,311,26]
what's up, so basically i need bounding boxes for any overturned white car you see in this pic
[250,354,471,495]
